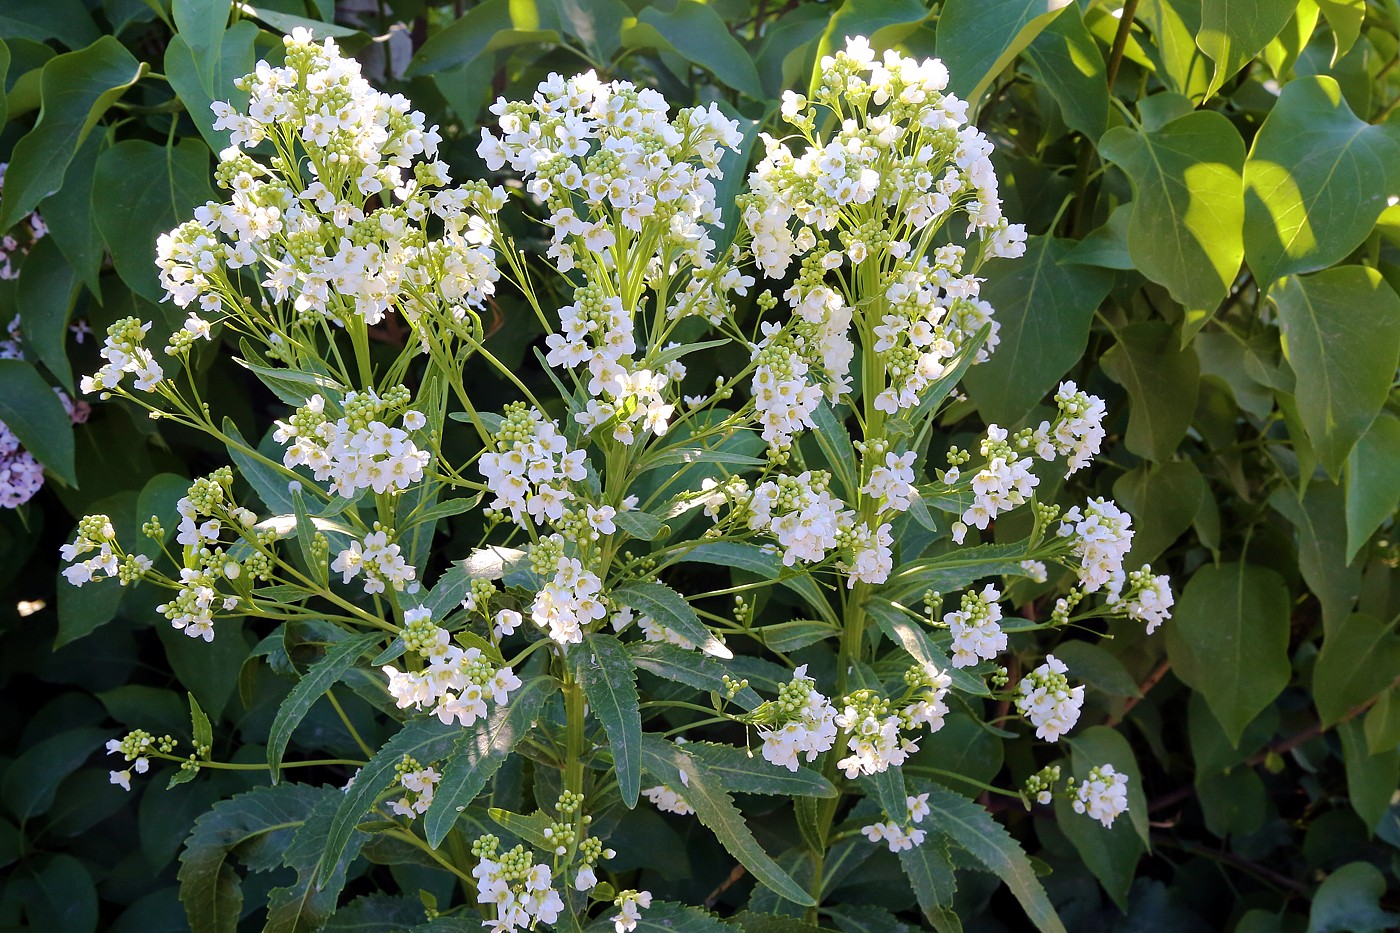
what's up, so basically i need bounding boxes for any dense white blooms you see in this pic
[835,690,919,778]
[80,317,163,395]
[530,546,607,646]
[756,665,839,770]
[862,793,931,852]
[1047,381,1107,476]
[332,528,416,594]
[1058,498,1134,593]
[1108,565,1175,633]
[1072,764,1130,828]
[612,890,653,933]
[276,389,430,498]
[860,450,918,512]
[747,471,850,566]
[946,584,1006,668]
[382,607,522,726]
[473,847,566,933]
[641,784,694,816]
[478,403,586,526]
[1015,655,1084,742]
[388,756,440,818]
[751,336,823,449]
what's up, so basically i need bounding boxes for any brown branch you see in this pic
[705,863,747,908]
[1105,658,1171,727]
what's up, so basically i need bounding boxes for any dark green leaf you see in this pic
[1269,482,1360,635]
[680,741,835,798]
[899,835,959,932]
[1345,413,1400,562]
[0,358,76,485]
[577,634,642,807]
[1307,861,1399,933]
[937,0,1072,106]
[629,1,763,99]
[1099,321,1200,462]
[681,541,836,627]
[267,633,379,781]
[1024,3,1108,138]
[1313,614,1400,725]
[407,0,559,77]
[613,581,732,659]
[629,642,763,710]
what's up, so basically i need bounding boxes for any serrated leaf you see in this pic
[613,581,732,659]
[576,634,642,807]
[681,542,836,627]
[265,786,369,933]
[188,692,212,752]
[639,735,815,907]
[864,599,989,696]
[899,835,960,932]
[680,741,835,798]
[422,677,556,847]
[267,633,379,782]
[629,642,762,710]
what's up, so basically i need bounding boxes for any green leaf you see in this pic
[1051,641,1142,698]
[1023,3,1108,139]
[1313,0,1366,65]
[1,728,108,821]
[1307,861,1399,933]
[583,901,730,933]
[406,0,557,78]
[39,130,103,298]
[178,784,324,933]
[810,0,930,93]
[172,0,230,60]
[613,581,732,659]
[811,400,859,502]
[680,741,835,798]
[899,835,959,932]
[1099,321,1200,462]
[639,735,815,907]
[885,542,1033,604]
[1164,562,1291,745]
[629,1,763,99]
[1098,111,1245,327]
[576,634,642,807]
[265,787,368,933]
[1244,76,1400,286]
[629,642,763,710]
[92,138,213,302]
[1135,0,1213,102]
[0,0,99,49]
[681,541,836,627]
[1269,482,1360,635]
[188,691,212,752]
[1065,726,1149,846]
[864,599,990,696]
[267,632,379,781]
[0,358,76,485]
[962,237,1112,425]
[1111,460,1206,565]
[1339,719,1400,833]
[1051,732,1146,909]
[937,0,1073,107]
[1314,614,1400,725]
[1345,413,1400,562]
[422,677,556,847]
[0,36,144,232]
[1272,266,1400,477]
[28,853,98,933]
[240,4,362,38]
[757,619,838,653]
[1364,686,1400,756]
[1196,0,1297,99]
[165,19,258,152]
[1062,204,1133,270]
[15,236,79,392]
[316,718,461,885]
[910,781,1065,932]
[613,508,663,542]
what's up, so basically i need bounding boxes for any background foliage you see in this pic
[1,0,1399,931]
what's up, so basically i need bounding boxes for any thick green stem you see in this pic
[564,665,586,796]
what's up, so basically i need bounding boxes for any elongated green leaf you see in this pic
[758,619,838,652]
[423,677,555,847]
[576,634,642,807]
[1269,483,1360,635]
[681,541,836,626]
[963,237,1112,425]
[1024,3,1108,138]
[864,599,989,696]
[638,447,766,473]
[1244,76,1400,286]
[1345,413,1400,562]
[1098,111,1245,329]
[811,400,859,502]
[910,781,1065,933]
[1099,321,1200,462]
[1111,460,1206,565]
[179,784,325,933]
[0,1,99,49]
[0,358,75,485]
[1272,267,1400,477]
[899,835,960,932]
[613,508,663,541]
[628,1,763,99]
[0,36,143,232]
[241,5,362,38]
[681,741,835,798]
[1053,731,1146,909]
[1164,562,1291,745]
[613,581,732,659]
[629,642,762,710]
[640,735,815,907]
[0,727,108,821]
[265,787,368,933]
[1314,0,1366,65]
[1136,0,1212,101]
[937,0,1073,106]
[317,718,461,885]
[165,20,257,152]
[885,542,1032,604]
[267,632,379,781]
[38,130,103,298]
[1197,0,1297,99]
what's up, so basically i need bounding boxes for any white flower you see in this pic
[1072,764,1129,828]
[945,584,1006,668]
[1015,654,1084,742]
[641,784,693,816]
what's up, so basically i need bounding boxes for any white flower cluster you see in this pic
[530,542,607,645]
[1046,381,1107,476]
[613,606,695,651]
[388,754,441,818]
[1015,654,1084,742]
[382,607,522,726]
[159,561,243,642]
[1072,764,1130,828]
[747,472,847,565]
[80,317,164,395]
[859,450,918,512]
[1058,497,1134,593]
[478,403,587,526]
[478,69,741,273]
[861,792,932,853]
[835,690,919,778]
[1108,565,1175,633]
[946,584,1007,668]
[275,389,430,498]
[612,889,653,933]
[105,730,156,792]
[641,784,693,815]
[576,365,675,446]
[162,29,500,329]
[473,845,566,933]
[756,665,839,771]
[949,426,1039,538]
[332,527,416,594]
[750,334,823,449]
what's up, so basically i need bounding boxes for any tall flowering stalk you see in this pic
[69,31,1172,931]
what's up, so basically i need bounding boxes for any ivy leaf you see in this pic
[907,780,1065,933]
[267,632,380,782]
[575,634,642,808]
[1164,562,1291,745]
[962,236,1112,426]
[1196,0,1298,99]
[178,784,325,933]
[937,0,1073,107]
[1098,111,1245,331]
[0,358,76,486]
[640,735,815,907]
[1243,76,1400,286]
[0,36,144,232]
[1272,267,1400,478]
[422,676,556,847]
[613,581,732,659]
[1100,321,1200,462]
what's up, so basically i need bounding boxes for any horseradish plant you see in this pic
[67,30,1171,931]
